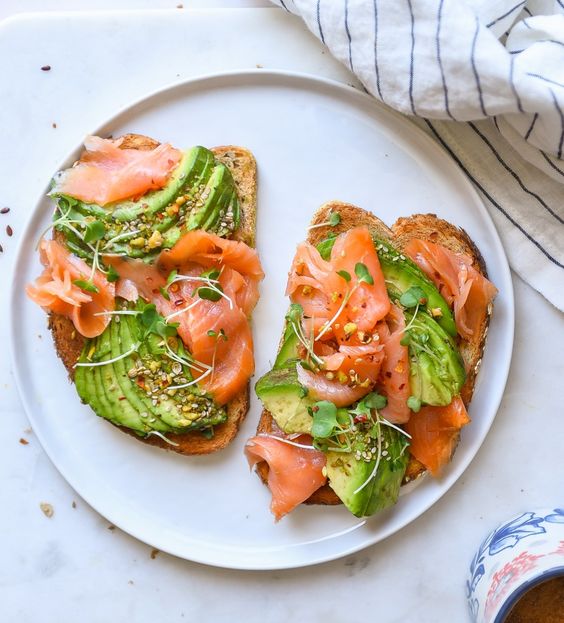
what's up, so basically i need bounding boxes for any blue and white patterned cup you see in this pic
[467,508,564,622]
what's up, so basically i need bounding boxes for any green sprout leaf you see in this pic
[159,286,170,301]
[400,286,427,309]
[73,279,99,294]
[83,220,106,244]
[311,401,339,438]
[106,265,120,283]
[407,396,422,412]
[329,212,341,226]
[197,286,222,302]
[219,328,228,341]
[287,303,304,324]
[337,269,351,282]
[166,269,178,286]
[207,330,217,338]
[400,333,411,347]
[201,268,220,281]
[355,262,374,285]
[363,392,388,410]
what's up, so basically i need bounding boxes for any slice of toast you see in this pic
[48,134,258,455]
[255,201,492,504]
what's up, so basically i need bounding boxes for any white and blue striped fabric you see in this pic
[273,0,564,310]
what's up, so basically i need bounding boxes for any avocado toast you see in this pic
[28,133,262,454]
[246,202,496,519]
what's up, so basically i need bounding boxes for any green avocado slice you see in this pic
[326,425,409,518]
[403,306,466,406]
[112,317,173,433]
[255,365,314,434]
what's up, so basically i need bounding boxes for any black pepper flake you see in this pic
[6,225,13,237]
[41,65,51,71]
[0,207,9,214]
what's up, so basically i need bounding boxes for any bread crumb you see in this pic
[108,524,116,531]
[128,580,134,585]
[256,64,263,68]
[40,502,54,518]
[150,548,159,559]
[19,438,29,445]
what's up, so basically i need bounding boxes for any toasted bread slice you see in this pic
[48,134,258,455]
[255,201,492,504]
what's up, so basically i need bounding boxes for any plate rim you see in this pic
[9,68,515,570]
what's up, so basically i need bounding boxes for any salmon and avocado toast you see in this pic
[27,133,264,454]
[245,202,496,520]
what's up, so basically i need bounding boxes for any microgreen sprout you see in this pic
[407,396,422,413]
[307,211,341,230]
[287,304,324,367]
[73,279,99,294]
[255,434,316,450]
[145,431,180,447]
[74,342,140,368]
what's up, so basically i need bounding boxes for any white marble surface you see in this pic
[0,5,563,623]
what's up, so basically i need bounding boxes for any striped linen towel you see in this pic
[273,0,564,310]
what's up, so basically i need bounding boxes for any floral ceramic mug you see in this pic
[467,508,564,622]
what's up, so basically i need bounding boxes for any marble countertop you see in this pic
[1,4,562,622]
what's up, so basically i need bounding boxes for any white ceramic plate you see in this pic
[10,70,514,570]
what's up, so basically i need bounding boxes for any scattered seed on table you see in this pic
[0,207,9,214]
[6,225,13,236]
[40,502,54,518]
[52,122,57,128]
[41,65,51,71]
[0,244,3,253]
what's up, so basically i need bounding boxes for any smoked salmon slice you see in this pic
[26,239,115,338]
[404,239,497,341]
[286,227,391,405]
[404,396,470,476]
[106,230,264,405]
[245,435,327,521]
[377,304,411,424]
[53,135,181,206]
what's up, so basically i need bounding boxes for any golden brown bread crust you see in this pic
[47,134,258,455]
[255,200,492,504]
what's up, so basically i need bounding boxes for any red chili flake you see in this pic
[157,212,164,220]
[41,65,51,71]
[118,396,126,401]
[174,298,185,307]
[0,207,9,214]
[6,225,13,237]
[354,414,368,423]
[419,297,427,305]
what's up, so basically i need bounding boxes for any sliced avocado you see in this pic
[75,322,150,433]
[112,317,174,433]
[52,145,241,265]
[186,163,230,231]
[123,313,227,432]
[255,365,314,434]
[273,321,300,369]
[375,239,456,337]
[326,425,409,517]
[403,306,465,406]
